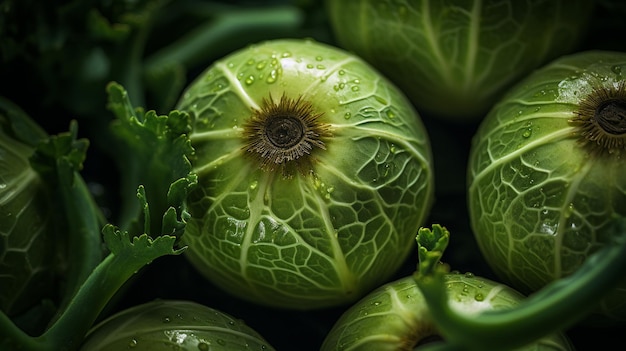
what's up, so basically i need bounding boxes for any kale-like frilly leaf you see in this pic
[0,83,196,351]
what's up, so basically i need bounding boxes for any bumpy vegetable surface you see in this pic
[0,106,57,318]
[176,38,434,309]
[327,0,593,121]
[321,275,572,351]
[80,300,275,351]
[468,51,626,324]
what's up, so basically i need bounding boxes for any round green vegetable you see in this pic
[0,110,58,318]
[321,274,573,350]
[176,38,434,309]
[326,0,593,121]
[468,50,626,324]
[79,300,275,350]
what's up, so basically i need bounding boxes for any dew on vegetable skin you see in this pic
[256,60,267,70]
[384,108,396,119]
[266,70,278,84]
[474,293,484,302]
[128,338,138,348]
[163,316,171,323]
[611,65,623,75]
[306,63,314,69]
[338,69,345,75]
[315,56,323,61]
[249,180,258,190]
[197,342,210,351]
[522,128,532,138]
[344,112,352,119]
[245,75,255,85]
[351,86,360,92]
[565,203,575,218]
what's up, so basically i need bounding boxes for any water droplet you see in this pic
[374,95,388,105]
[197,342,210,351]
[612,65,623,75]
[351,86,360,92]
[256,60,267,70]
[163,316,171,323]
[464,272,474,278]
[266,69,278,83]
[245,75,255,85]
[246,59,255,65]
[339,82,345,89]
[338,69,345,75]
[474,294,484,301]
[129,339,138,348]
[281,51,291,57]
[216,339,226,346]
[522,129,532,138]
[249,180,258,190]
[227,62,234,68]
[315,56,323,61]
[306,63,314,69]
[353,79,360,84]
[317,64,326,69]
[385,108,396,118]
[344,112,352,119]
[565,203,575,218]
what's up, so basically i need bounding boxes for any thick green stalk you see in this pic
[143,6,303,76]
[53,163,107,316]
[414,219,626,351]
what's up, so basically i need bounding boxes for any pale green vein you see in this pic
[215,61,260,110]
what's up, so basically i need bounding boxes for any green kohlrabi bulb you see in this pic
[327,0,593,122]
[468,50,626,325]
[176,38,434,310]
[0,110,59,319]
[80,300,275,351]
[321,275,573,350]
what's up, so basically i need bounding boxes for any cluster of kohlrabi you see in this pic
[2,0,626,350]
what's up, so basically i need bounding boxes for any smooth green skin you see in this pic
[79,300,275,351]
[321,275,572,351]
[326,0,593,121]
[0,118,57,317]
[176,38,434,309]
[468,51,626,324]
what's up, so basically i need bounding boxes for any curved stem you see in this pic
[414,218,626,351]
[143,5,303,75]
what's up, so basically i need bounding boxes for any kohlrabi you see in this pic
[79,300,275,351]
[0,83,196,351]
[176,38,434,310]
[1,98,59,319]
[321,223,626,350]
[326,0,593,121]
[0,98,105,335]
[467,51,626,325]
